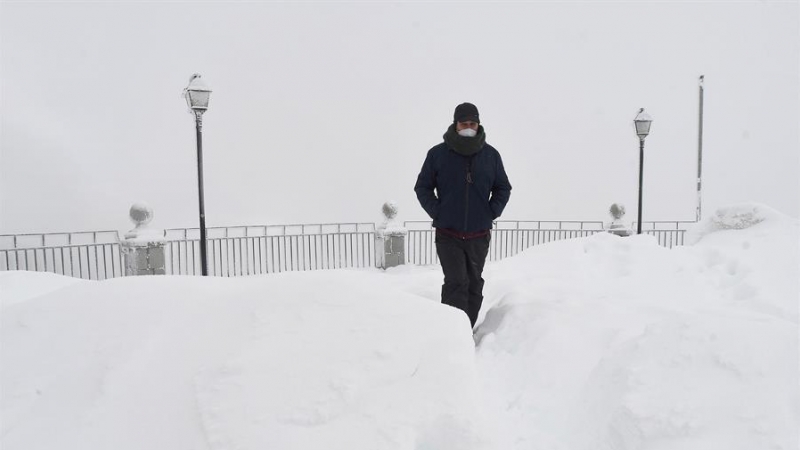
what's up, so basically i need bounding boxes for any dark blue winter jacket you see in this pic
[414,142,512,232]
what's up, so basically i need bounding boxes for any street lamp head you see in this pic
[183,73,212,114]
[634,108,653,141]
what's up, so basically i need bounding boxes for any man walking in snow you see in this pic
[414,102,512,330]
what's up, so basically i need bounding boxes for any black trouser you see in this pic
[435,232,491,329]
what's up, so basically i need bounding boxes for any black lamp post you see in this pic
[183,74,212,276]
[633,108,653,235]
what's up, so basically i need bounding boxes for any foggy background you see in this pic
[1,1,797,234]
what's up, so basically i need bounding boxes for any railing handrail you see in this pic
[494,220,606,231]
[0,230,121,250]
[163,230,378,243]
[164,222,376,238]
[0,241,121,251]
[406,220,694,230]
[166,222,376,230]
[631,221,696,230]
[405,220,608,231]
[0,230,121,238]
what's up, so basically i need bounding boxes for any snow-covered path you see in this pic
[1,204,798,450]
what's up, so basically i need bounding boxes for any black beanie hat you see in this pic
[453,102,480,123]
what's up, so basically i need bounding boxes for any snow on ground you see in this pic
[0,271,84,308]
[1,203,798,450]
[1,272,482,450]
[473,203,798,450]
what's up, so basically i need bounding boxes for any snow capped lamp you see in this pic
[183,73,212,115]
[633,108,653,235]
[633,108,653,141]
[183,73,212,276]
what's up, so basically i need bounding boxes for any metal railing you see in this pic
[163,223,376,276]
[0,231,124,280]
[0,221,695,278]
[632,221,694,248]
[490,221,607,260]
[405,220,692,265]
[405,221,607,265]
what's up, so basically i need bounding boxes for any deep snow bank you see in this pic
[0,271,84,308]
[473,204,799,450]
[685,202,789,245]
[1,272,485,450]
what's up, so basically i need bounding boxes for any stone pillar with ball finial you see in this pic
[607,203,633,237]
[121,202,167,275]
[375,201,407,269]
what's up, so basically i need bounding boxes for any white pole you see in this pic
[696,75,704,222]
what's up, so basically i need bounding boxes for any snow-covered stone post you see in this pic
[121,202,167,276]
[376,201,407,269]
[607,203,633,237]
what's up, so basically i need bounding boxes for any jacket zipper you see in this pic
[464,155,474,232]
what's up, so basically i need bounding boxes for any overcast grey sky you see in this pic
[1,1,797,234]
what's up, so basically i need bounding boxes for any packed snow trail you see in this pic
[1,204,797,450]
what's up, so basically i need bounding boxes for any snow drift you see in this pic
[1,272,483,450]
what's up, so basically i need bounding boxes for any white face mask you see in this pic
[457,128,477,138]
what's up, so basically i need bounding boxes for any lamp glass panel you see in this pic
[189,90,211,109]
[635,120,651,136]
